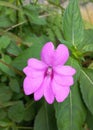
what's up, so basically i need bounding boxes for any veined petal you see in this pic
[53,44,69,66]
[54,66,76,76]
[28,58,47,70]
[41,42,54,66]
[23,66,45,78]
[23,76,43,95]
[51,79,70,102]
[54,73,74,86]
[44,77,54,104]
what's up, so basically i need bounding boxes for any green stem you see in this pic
[25,100,34,110]
[0,60,24,76]
[17,126,33,129]
[0,101,21,108]
[48,0,64,11]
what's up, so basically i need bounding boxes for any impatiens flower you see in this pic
[23,42,76,104]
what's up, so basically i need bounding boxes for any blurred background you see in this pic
[23,0,93,24]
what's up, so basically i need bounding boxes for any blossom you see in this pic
[23,42,76,104]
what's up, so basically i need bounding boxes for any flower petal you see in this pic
[51,79,70,102]
[53,44,69,66]
[54,65,76,76]
[34,84,44,101]
[41,42,54,66]
[23,66,44,78]
[54,73,74,86]
[23,76,43,95]
[28,58,47,70]
[44,77,54,104]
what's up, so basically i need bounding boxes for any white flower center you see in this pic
[46,67,53,77]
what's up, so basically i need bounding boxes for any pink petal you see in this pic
[28,58,47,70]
[34,83,44,101]
[41,42,54,66]
[51,79,70,102]
[54,73,74,86]
[53,44,69,66]
[23,76,43,95]
[23,66,44,78]
[54,66,76,76]
[44,77,54,104]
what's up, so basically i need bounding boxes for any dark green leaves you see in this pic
[7,42,22,56]
[0,85,12,103]
[9,79,20,93]
[8,101,25,123]
[86,110,93,130]
[63,0,84,47]
[0,36,11,50]
[34,103,57,130]
[55,84,86,130]
[80,69,93,114]
[0,109,7,120]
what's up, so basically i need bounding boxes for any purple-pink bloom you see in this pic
[23,42,76,104]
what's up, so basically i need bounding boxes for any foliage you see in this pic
[0,0,93,130]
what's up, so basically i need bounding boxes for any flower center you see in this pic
[45,66,53,79]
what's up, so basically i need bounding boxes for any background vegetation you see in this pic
[0,0,93,130]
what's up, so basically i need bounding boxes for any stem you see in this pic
[17,126,33,129]
[4,21,26,32]
[0,101,20,108]
[25,100,34,110]
[0,60,24,76]
[48,0,64,11]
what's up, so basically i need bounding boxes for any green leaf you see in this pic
[0,16,13,28]
[63,0,84,47]
[34,103,57,130]
[12,43,43,70]
[86,110,93,130]
[48,0,60,5]
[7,42,22,56]
[79,29,93,52]
[9,79,20,93]
[8,101,25,123]
[80,69,93,114]
[24,5,46,25]
[54,84,86,130]
[47,28,56,42]
[0,120,10,127]
[0,109,7,120]
[24,103,35,121]
[89,62,93,69]
[66,57,81,82]
[0,60,15,77]
[12,124,18,130]
[83,29,93,45]
[82,44,93,53]
[0,1,21,10]
[0,36,11,50]
[23,34,48,47]
[31,15,46,25]
[0,85,12,103]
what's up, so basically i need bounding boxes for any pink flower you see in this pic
[23,42,76,104]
